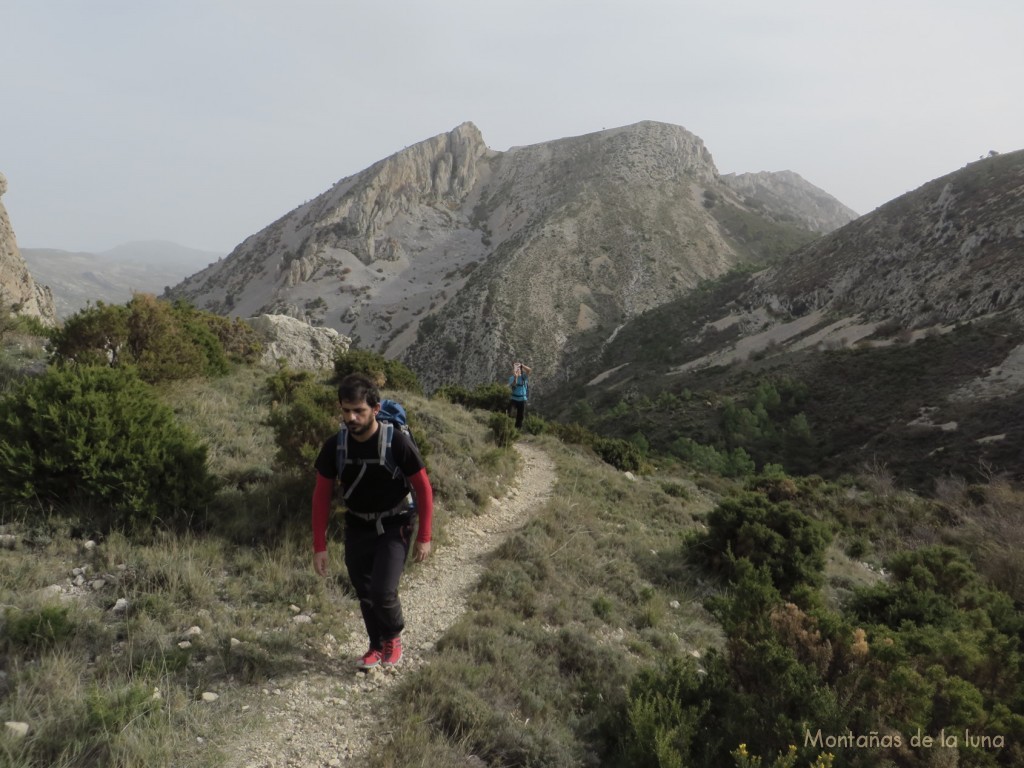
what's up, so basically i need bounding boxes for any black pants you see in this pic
[343,514,414,649]
[509,399,526,429]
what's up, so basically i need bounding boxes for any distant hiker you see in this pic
[311,373,434,670]
[508,361,532,429]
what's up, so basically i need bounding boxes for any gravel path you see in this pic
[220,442,556,768]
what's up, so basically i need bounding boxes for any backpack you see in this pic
[336,398,417,508]
[511,374,529,401]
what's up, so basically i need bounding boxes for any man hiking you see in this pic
[311,373,434,669]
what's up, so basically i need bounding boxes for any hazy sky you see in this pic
[3,0,1021,255]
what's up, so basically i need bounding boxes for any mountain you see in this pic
[166,120,855,390]
[555,149,1024,489]
[21,241,224,318]
[0,171,57,325]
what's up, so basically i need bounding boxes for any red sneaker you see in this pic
[381,637,403,667]
[357,647,383,669]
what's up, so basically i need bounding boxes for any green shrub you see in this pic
[50,301,129,366]
[489,412,518,447]
[620,563,841,768]
[2,604,77,655]
[265,364,317,403]
[594,437,643,472]
[196,312,264,364]
[687,491,832,594]
[522,413,547,435]
[333,348,421,392]
[127,294,212,380]
[0,365,215,533]
[622,656,709,768]
[50,295,257,382]
[83,683,161,734]
[436,382,509,412]
[547,420,597,448]
[671,437,755,477]
[264,375,338,474]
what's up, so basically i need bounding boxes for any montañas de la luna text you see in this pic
[805,728,1005,750]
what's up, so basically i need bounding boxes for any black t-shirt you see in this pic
[314,425,425,514]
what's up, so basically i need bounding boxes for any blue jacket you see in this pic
[509,374,529,402]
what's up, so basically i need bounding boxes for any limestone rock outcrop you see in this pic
[246,313,350,370]
[0,173,57,326]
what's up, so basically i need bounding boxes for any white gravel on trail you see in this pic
[219,442,556,768]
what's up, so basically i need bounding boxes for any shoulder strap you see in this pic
[378,421,393,466]
[336,424,349,475]
[337,422,406,500]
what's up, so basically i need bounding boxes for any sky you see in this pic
[2,0,1022,256]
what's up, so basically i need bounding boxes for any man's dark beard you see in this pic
[347,421,371,436]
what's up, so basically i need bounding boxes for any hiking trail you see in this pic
[218,442,557,768]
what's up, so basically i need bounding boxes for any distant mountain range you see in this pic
[21,241,225,318]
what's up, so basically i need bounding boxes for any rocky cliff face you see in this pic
[166,121,854,391]
[0,173,57,326]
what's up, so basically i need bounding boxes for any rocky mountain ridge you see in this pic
[166,120,855,391]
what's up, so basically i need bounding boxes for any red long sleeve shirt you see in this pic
[312,467,433,553]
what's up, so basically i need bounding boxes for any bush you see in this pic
[50,295,259,382]
[264,374,338,475]
[0,365,215,533]
[489,412,518,447]
[671,437,755,477]
[522,413,547,435]
[594,437,643,472]
[333,348,421,392]
[2,604,78,655]
[548,421,598,448]
[688,491,832,594]
[436,382,509,412]
[620,563,842,768]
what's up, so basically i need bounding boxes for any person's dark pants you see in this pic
[344,514,414,649]
[509,399,526,429]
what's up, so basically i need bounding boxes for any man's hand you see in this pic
[412,541,432,563]
[313,551,329,577]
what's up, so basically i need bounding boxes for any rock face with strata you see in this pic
[0,173,57,326]
[166,121,854,392]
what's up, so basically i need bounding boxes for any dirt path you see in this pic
[220,442,557,768]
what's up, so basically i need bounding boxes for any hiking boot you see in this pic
[381,636,403,667]
[357,647,383,669]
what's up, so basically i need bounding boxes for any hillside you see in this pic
[552,149,1024,490]
[2,350,1020,767]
